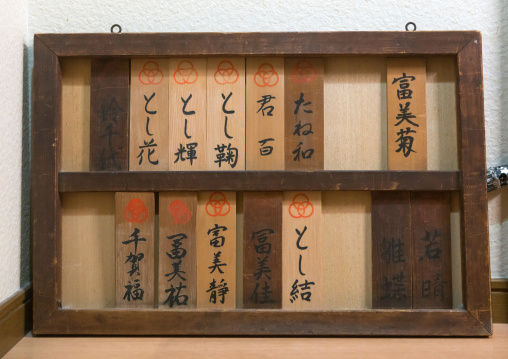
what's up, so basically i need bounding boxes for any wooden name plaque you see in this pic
[33,31,490,336]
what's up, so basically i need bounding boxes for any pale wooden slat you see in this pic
[206,58,245,170]
[61,193,115,309]
[130,59,169,170]
[324,57,387,170]
[426,57,458,170]
[284,58,324,170]
[246,58,285,170]
[61,58,90,172]
[196,191,237,308]
[282,191,322,309]
[115,192,155,308]
[168,59,207,170]
[158,192,197,309]
[387,59,427,170]
[323,191,372,309]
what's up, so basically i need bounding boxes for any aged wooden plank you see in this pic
[206,58,245,170]
[36,32,476,57]
[115,193,155,308]
[58,171,461,192]
[410,192,452,309]
[130,59,169,170]
[32,35,62,334]
[323,191,372,309]
[371,192,412,309]
[285,58,324,170]
[324,57,386,170]
[387,58,427,170]
[38,309,490,336]
[61,193,115,309]
[246,58,285,170]
[61,58,90,172]
[168,59,207,170]
[90,59,129,171]
[243,192,282,309]
[158,192,197,309]
[196,192,236,308]
[282,191,323,309]
[457,34,492,333]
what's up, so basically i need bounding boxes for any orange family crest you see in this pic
[173,60,198,84]
[288,193,314,218]
[254,63,279,87]
[214,60,239,85]
[205,192,231,217]
[124,198,149,223]
[139,61,164,85]
[291,60,317,84]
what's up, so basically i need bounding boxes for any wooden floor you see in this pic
[3,324,507,359]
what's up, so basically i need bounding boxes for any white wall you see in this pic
[0,0,29,303]
[3,0,507,302]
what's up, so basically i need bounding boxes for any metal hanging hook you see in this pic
[111,24,122,34]
[405,22,417,31]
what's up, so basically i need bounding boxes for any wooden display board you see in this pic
[32,32,490,336]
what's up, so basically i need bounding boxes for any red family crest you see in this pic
[205,192,231,217]
[291,60,317,84]
[139,61,164,85]
[169,199,192,224]
[124,198,149,223]
[288,193,314,218]
[214,60,239,85]
[254,63,279,87]
[173,60,198,84]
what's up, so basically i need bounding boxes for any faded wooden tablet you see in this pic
[130,59,169,170]
[243,192,282,308]
[159,192,197,309]
[90,59,129,171]
[116,192,155,308]
[169,59,207,170]
[371,192,412,309]
[196,191,236,308]
[282,191,322,309]
[246,58,285,170]
[206,58,245,170]
[285,58,324,170]
[411,192,452,309]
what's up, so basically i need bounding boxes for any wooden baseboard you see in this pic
[0,285,32,357]
[492,279,508,323]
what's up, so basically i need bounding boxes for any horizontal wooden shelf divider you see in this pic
[58,171,461,192]
[37,308,489,336]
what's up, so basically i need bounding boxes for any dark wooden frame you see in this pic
[32,31,491,336]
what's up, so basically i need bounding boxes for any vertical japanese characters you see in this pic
[90,59,129,171]
[371,192,412,309]
[410,192,452,309]
[116,193,155,308]
[243,192,282,308]
[207,59,246,170]
[158,193,197,309]
[387,59,427,170]
[197,192,236,308]
[284,59,324,170]
[282,192,322,309]
[130,59,170,170]
[246,58,285,170]
[169,59,207,170]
